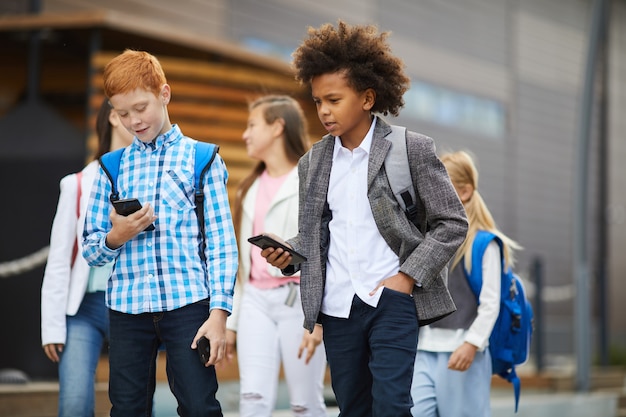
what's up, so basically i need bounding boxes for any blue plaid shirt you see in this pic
[82,125,238,314]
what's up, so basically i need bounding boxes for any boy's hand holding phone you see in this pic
[248,233,306,268]
[105,199,157,249]
[191,309,228,367]
[262,248,293,270]
[112,198,156,231]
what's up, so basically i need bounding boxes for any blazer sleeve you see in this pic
[401,133,468,288]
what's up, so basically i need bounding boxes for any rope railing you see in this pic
[0,247,49,277]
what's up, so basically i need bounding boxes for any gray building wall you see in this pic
[608,0,626,348]
[42,0,626,364]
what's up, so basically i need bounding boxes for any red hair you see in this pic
[103,50,166,98]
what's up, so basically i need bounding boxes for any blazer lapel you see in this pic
[368,120,393,188]
[306,136,335,215]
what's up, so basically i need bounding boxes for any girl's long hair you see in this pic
[441,151,521,273]
[232,95,310,238]
[94,99,113,160]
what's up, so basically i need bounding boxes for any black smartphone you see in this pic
[247,234,307,265]
[112,198,155,231]
[197,336,210,364]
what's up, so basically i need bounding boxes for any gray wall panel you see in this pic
[515,81,578,290]
[608,0,626,346]
[229,0,378,56]
[379,0,509,66]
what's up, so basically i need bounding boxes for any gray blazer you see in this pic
[287,118,468,332]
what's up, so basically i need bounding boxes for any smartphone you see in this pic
[111,198,155,231]
[247,234,307,265]
[197,336,210,364]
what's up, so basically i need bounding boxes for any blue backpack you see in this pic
[464,230,533,413]
[98,140,219,263]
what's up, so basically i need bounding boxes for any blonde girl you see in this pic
[411,150,521,417]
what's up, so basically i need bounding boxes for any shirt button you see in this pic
[147,242,152,247]
[149,182,154,187]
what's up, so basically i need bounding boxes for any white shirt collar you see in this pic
[332,116,377,161]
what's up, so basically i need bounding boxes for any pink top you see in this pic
[250,170,300,289]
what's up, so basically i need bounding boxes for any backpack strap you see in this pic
[98,148,125,202]
[71,171,83,267]
[506,368,522,412]
[465,230,503,300]
[384,125,420,225]
[194,141,219,264]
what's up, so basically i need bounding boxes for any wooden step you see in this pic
[0,382,110,417]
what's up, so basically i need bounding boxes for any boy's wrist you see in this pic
[105,232,123,249]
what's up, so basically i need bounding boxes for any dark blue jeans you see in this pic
[108,299,222,417]
[320,289,418,417]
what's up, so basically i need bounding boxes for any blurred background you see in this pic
[0,0,624,409]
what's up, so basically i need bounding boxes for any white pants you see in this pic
[411,349,492,417]
[237,283,327,417]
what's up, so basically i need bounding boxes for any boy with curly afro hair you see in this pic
[261,20,468,416]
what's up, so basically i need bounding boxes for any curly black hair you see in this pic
[292,20,410,117]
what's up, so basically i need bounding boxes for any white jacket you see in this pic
[226,167,299,331]
[41,161,99,346]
